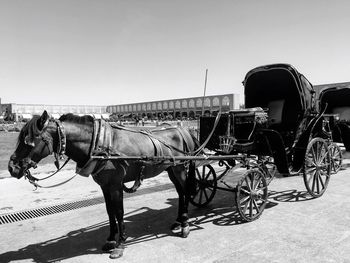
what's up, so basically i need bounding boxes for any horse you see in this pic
[8,110,198,259]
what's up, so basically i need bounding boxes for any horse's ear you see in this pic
[37,110,50,130]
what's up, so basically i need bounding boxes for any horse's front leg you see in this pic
[167,166,190,238]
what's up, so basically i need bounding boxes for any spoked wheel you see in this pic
[303,138,331,198]
[328,142,342,173]
[189,164,217,207]
[235,168,268,222]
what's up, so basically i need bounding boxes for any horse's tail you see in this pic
[187,161,197,197]
[175,126,199,197]
[188,130,201,151]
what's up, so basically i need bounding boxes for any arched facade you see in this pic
[106,93,239,119]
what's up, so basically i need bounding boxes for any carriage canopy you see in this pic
[243,64,316,129]
[319,87,350,120]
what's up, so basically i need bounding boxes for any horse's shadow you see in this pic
[0,190,281,263]
[0,192,238,263]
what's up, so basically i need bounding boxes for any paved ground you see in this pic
[0,161,349,262]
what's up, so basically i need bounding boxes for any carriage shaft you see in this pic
[90,154,247,162]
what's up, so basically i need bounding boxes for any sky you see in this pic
[1,0,350,106]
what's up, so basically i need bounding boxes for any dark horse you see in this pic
[8,111,197,259]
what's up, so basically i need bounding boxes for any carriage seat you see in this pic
[333,107,350,121]
[268,100,284,125]
[268,99,299,131]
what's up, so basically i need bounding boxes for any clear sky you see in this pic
[1,0,350,106]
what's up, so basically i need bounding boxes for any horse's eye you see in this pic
[24,135,35,147]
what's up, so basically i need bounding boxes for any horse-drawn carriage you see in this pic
[191,63,333,221]
[317,86,350,170]
[8,63,335,259]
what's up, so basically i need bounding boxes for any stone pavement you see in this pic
[0,161,349,262]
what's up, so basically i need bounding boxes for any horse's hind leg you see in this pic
[110,186,127,259]
[167,165,190,238]
[100,185,126,258]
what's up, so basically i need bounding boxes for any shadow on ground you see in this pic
[0,187,310,263]
[269,189,314,202]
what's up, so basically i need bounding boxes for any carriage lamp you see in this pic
[322,119,332,136]
[219,135,236,154]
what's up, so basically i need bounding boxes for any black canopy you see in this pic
[243,63,315,114]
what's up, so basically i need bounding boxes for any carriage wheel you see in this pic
[189,165,217,207]
[328,142,342,173]
[236,168,268,222]
[303,138,331,198]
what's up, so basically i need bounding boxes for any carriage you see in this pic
[190,63,333,221]
[317,86,350,171]
[8,63,336,259]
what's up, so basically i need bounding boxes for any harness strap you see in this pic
[93,119,115,155]
[88,119,98,156]
[142,130,164,157]
[175,126,191,153]
[139,130,189,155]
[111,124,190,155]
[123,165,145,193]
[94,119,103,151]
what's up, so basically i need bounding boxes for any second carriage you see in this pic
[190,63,334,221]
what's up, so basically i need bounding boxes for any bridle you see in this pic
[23,118,74,190]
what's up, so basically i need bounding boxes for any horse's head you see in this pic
[8,110,58,179]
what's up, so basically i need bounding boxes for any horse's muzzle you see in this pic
[8,155,25,179]
[8,161,21,179]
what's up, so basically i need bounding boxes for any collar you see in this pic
[54,119,66,157]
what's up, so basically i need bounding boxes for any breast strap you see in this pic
[92,119,115,156]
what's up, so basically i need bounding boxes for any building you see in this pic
[0,100,108,121]
[0,101,12,121]
[106,93,240,119]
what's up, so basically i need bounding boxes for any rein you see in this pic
[25,167,77,190]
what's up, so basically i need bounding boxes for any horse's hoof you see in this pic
[110,247,124,259]
[171,222,190,238]
[170,221,181,235]
[181,225,190,238]
[102,240,117,252]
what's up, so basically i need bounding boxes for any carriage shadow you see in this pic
[189,190,278,228]
[0,191,274,263]
[268,189,314,202]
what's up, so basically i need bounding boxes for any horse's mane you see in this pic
[59,113,94,124]
[17,114,94,147]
